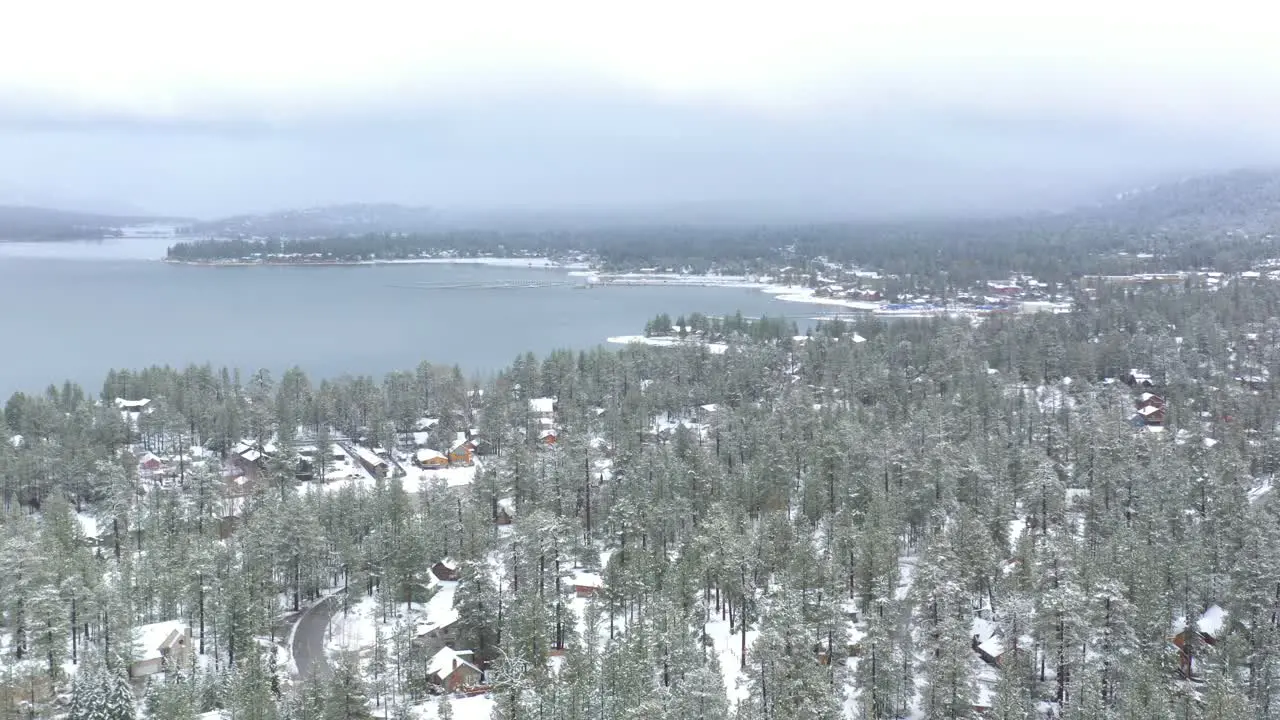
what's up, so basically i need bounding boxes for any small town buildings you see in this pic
[432,558,460,582]
[131,621,192,678]
[416,449,449,469]
[426,647,483,692]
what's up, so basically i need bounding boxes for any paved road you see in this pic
[292,595,339,678]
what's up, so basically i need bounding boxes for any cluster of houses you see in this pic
[405,417,490,470]
[1122,369,1167,430]
[1083,269,1269,290]
[803,267,1063,315]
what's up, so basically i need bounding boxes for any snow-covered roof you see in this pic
[1199,605,1228,636]
[851,332,868,343]
[412,431,431,446]
[538,429,558,440]
[416,449,446,463]
[415,417,439,430]
[353,446,386,467]
[1139,404,1162,416]
[137,451,162,466]
[699,404,719,413]
[416,584,461,638]
[114,398,152,410]
[134,620,187,662]
[438,558,458,571]
[970,616,1003,657]
[75,512,100,539]
[426,647,479,680]
[529,397,556,414]
[8,434,21,448]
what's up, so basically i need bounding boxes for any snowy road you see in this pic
[293,595,339,678]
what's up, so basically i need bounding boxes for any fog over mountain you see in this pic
[3,2,1278,218]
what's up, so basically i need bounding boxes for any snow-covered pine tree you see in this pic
[101,669,136,720]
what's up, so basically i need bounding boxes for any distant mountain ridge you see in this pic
[13,166,1280,243]
[0,205,192,242]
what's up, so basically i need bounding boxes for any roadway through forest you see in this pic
[292,594,339,679]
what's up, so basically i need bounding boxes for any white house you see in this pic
[131,620,191,677]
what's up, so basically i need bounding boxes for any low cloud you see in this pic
[3,1,1278,216]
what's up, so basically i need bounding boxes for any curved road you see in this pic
[292,595,339,678]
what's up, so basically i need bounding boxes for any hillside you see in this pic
[190,203,443,238]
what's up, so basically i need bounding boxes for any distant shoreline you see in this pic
[162,256,592,270]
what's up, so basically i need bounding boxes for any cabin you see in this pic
[137,451,163,474]
[538,429,558,445]
[295,455,314,482]
[416,449,449,469]
[449,436,475,466]
[230,441,269,473]
[432,558,460,582]
[353,446,389,478]
[1137,404,1165,426]
[114,398,154,427]
[427,647,483,692]
[1172,605,1228,679]
[696,404,719,423]
[471,437,495,457]
[495,500,514,526]
[572,571,603,598]
[1137,392,1165,409]
[1123,369,1156,388]
[130,621,192,678]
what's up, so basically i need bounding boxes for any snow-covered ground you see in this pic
[704,615,758,707]
[408,694,495,719]
[606,334,729,354]
[324,582,458,658]
[397,462,481,494]
[372,257,590,270]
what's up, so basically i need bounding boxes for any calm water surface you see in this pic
[0,239,811,395]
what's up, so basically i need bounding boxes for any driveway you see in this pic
[292,594,339,678]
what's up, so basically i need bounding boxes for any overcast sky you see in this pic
[2,1,1277,218]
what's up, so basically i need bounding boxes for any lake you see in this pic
[0,238,817,396]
